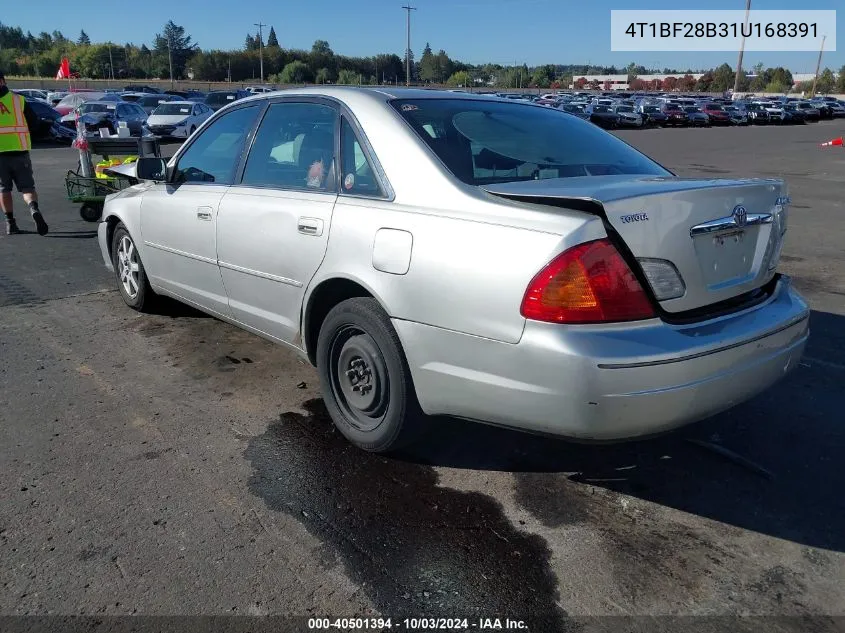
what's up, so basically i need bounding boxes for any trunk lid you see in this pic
[482,175,789,314]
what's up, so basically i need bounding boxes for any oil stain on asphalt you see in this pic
[244,399,567,629]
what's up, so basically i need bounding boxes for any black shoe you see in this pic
[5,217,20,235]
[31,210,48,236]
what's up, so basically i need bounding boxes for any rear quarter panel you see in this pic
[311,194,604,344]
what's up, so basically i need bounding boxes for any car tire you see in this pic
[317,297,425,453]
[79,203,102,223]
[111,224,155,312]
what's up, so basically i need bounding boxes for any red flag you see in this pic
[56,57,71,80]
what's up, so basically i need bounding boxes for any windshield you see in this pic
[683,107,700,113]
[139,96,169,107]
[616,106,634,112]
[391,98,670,185]
[154,104,193,116]
[706,104,723,111]
[78,103,114,114]
[206,92,239,105]
[592,105,610,112]
[643,106,660,113]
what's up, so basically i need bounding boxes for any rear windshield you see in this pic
[155,104,193,115]
[79,103,114,113]
[391,98,669,185]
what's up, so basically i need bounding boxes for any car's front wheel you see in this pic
[317,297,424,453]
[111,224,155,312]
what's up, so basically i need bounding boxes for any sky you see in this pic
[3,0,842,73]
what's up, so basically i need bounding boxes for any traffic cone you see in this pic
[819,137,843,147]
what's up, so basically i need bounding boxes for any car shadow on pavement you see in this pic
[47,230,98,239]
[151,295,214,319]
[390,309,844,554]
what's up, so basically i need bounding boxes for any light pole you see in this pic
[402,5,416,86]
[733,0,751,94]
[254,22,266,83]
[810,35,826,98]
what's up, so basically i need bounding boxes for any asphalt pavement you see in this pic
[1,125,844,632]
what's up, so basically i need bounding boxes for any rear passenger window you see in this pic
[340,118,385,197]
[241,102,338,192]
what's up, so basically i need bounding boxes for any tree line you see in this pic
[2,21,844,93]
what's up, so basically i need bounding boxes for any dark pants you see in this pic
[0,151,36,195]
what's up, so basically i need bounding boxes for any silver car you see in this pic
[96,88,809,452]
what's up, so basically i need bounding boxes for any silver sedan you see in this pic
[97,87,809,452]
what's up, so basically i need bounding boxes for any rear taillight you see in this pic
[520,239,656,324]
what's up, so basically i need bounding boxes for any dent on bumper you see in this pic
[394,277,809,440]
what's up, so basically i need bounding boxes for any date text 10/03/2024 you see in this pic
[308,618,528,630]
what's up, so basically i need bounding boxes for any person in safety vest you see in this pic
[0,70,48,236]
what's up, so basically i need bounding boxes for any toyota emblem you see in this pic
[733,205,747,227]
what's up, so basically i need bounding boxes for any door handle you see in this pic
[197,207,213,221]
[298,217,324,236]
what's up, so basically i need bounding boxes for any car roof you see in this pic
[235,86,521,106]
[154,101,196,106]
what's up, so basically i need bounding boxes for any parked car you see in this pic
[60,100,149,137]
[96,88,807,453]
[781,103,807,124]
[119,92,149,103]
[136,94,183,115]
[23,98,63,140]
[661,103,688,127]
[637,105,668,127]
[611,104,644,127]
[46,91,69,106]
[54,91,121,116]
[793,101,820,121]
[13,88,49,101]
[146,101,214,138]
[683,106,710,127]
[701,103,731,125]
[751,101,786,124]
[557,103,590,121]
[739,102,770,125]
[584,104,620,129]
[124,84,162,94]
[165,90,207,102]
[205,89,251,111]
[809,100,835,120]
[826,101,845,118]
[722,105,749,126]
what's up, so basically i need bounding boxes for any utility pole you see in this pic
[810,35,826,98]
[402,5,416,86]
[108,44,115,82]
[254,22,266,83]
[733,0,751,94]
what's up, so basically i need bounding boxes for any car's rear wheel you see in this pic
[317,297,424,453]
[111,224,155,312]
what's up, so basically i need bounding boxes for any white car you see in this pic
[145,101,214,139]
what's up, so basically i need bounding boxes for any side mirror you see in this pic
[135,157,169,182]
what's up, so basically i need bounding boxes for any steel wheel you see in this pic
[328,325,390,432]
[116,234,140,300]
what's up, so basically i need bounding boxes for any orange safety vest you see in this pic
[0,91,32,152]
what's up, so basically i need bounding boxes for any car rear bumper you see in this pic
[395,276,809,441]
